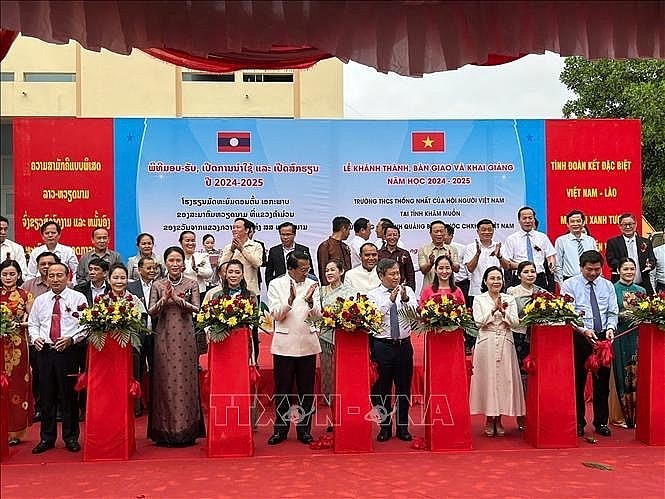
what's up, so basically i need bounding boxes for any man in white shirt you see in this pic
[501,206,556,289]
[554,210,597,284]
[418,220,460,289]
[28,262,88,454]
[344,243,380,293]
[26,221,78,280]
[446,223,470,300]
[368,258,417,442]
[464,219,502,306]
[654,242,665,293]
[0,215,28,275]
[267,251,321,446]
[349,217,373,268]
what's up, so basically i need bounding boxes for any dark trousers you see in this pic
[272,354,316,436]
[574,332,610,428]
[74,340,87,415]
[133,334,153,412]
[371,339,413,430]
[29,345,40,412]
[37,344,80,444]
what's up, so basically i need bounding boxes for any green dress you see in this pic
[613,281,645,428]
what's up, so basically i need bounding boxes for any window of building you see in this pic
[182,73,235,82]
[23,72,76,82]
[0,72,14,82]
[243,73,293,83]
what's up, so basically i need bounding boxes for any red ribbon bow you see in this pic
[129,379,142,398]
[522,355,537,374]
[74,372,87,392]
[584,340,614,375]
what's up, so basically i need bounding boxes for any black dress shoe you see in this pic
[376,429,391,442]
[396,429,413,442]
[297,433,314,444]
[595,425,611,437]
[267,433,287,445]
[134,408,143,418]
[577,425,585,437]
[32,411,42,423]
[32,441,55,454]
[65,441,81,452]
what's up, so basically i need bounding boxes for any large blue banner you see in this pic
[115,118,545,276]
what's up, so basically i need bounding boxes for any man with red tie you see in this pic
[28,262,88,454]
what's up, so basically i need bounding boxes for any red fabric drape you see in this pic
[143,46,331,73]
[0,29,17,61]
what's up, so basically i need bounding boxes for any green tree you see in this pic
[560,57,665,230]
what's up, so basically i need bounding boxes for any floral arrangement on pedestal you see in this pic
[78,294,149,351]
[400,294,476,334]
[622,291,665,330]
[195,295,259,343]
[319,294,383,334]
[521,291,583,327]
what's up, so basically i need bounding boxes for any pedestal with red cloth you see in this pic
[83,337,136,461]
[524,324,577,448]
[207,327,253,457]
[1,373,9,462]
[635,323,664,446]
[424,329,472,451]
[334,329,373,453]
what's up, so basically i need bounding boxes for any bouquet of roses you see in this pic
[195,294,259,343]
[400,294,476,334]
[622,291,665,330]
[319,293,383,334]
[78,294,149,351]
[0,303,17,338]
[521,290,583,327]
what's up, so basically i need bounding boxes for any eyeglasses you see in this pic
[620,222,635,227]
[296,266,311,272]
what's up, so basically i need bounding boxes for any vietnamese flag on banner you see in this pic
[412,132,445,152]
[218,131,251,152]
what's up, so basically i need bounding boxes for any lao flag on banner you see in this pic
[218,132,251,153]
[411,132,445,152]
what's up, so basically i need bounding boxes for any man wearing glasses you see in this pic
[606,213,657,295]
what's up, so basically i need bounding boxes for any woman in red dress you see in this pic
[1,259,34,446]
[419,255,466,305]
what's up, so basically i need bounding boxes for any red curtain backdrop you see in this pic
[1,1,663,76]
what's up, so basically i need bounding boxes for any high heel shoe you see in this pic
[494,416,505,437]
[484,417,495,437]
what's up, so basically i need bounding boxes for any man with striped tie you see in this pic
[554,210,598,285]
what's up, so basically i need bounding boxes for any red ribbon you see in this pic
[74,372,87,391]
[584,339,614,375]
[465,357,474,378]
[522,355,536,374]
[129,379,142,398]
[411,436,427,450]
[309,434,333,450]
[250,366,260,389]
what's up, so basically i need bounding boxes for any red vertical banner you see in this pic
[545,120,642,273]
[13,118,115,255]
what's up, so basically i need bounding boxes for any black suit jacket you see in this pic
[127,279,155,330]
[605,235,656,294]
[73,281,110,306]
[264,243,314,287]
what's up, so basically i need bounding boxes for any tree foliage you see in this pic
[560,57,665,229]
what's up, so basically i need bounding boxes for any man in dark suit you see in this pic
[73,258,110,419]
[265,222,315,287]
[605,213,657,294]
[127,256,158,417]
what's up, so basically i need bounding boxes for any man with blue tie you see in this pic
[561,250,619,438]
[554,210,597,284]
[368,258,416,442]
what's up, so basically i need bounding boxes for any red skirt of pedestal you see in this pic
[424,330,472,451]
[635,323,665,446]
[83,339,135,461]
[524,324,577,448]
[334,329,373,453]
[207,327,254,457]
[1,374,9,462]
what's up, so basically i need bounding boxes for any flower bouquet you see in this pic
[521,291,583,327]
[319,293,383,334]
[400,294,476,334]
[0,303,17,339]
[78,294,149,351]
[623,291,665,330]
[195,295,259,343]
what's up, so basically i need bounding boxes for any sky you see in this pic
[343,51,575,119]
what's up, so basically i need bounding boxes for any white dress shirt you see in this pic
[622,236,642,284]
[554,233,597,283]
[28,287,88,344]
[463,241,501,297]
[182,252,213,293]
[348,234,368,268]
[653,244,664,288]
[367,284,417,340]
[344,265,381,293]
[503,229,556,274]
[268,274,321,357]
[452,241,468,282]
[1,238,28,275]
[26,243,78,279]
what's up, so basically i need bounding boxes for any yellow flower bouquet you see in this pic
[319,294,383,334]
[400,294,476,334]
[0,303,18,338]
[521,291,583,327]
[195,294,259,343]
[78,294,149,351]
[623,291,665,330]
